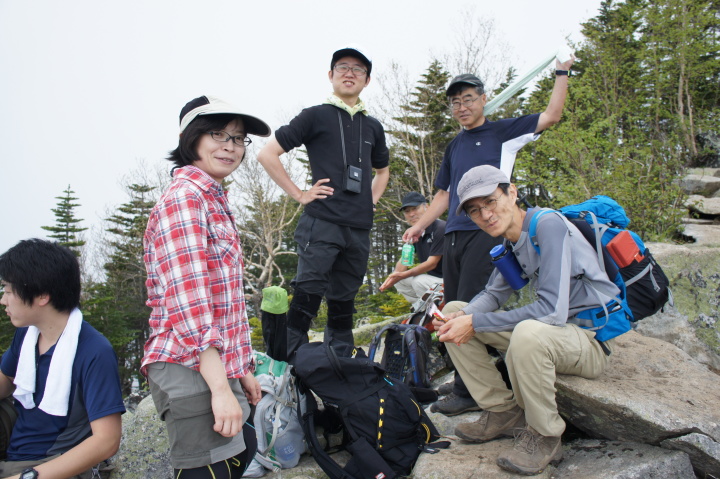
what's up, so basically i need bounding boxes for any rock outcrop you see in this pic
[113,329,719,478]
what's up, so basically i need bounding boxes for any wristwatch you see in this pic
[20,468,39,479]
[555,70,572,77]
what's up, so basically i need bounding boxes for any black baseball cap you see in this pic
[446,74,485,96]
[331,44,372,75]
[399,192,427,211]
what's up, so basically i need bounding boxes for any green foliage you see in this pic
[41,185,87,256]
[378,291,412,317]
[487,67,527,121]
[354,285,410,323]
[0,305,14,354]
[513,0,717,241]
[89,183,156,393]
[248,316,265,352]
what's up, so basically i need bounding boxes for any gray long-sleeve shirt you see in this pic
[464,208,620,332]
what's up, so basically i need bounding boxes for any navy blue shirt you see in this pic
[436,114,540,233]
[1,321,125,460]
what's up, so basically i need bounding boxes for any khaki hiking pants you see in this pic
[394,273,442,305]
[443,301,611,437]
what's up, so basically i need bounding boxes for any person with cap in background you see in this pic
[379,192,444,306]
[257,45,390,361]
[433,164,621,475]
[141,95,268,478]
[403,56,576,416]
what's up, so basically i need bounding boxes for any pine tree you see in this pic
[486,67,526,121]
[41,185,87,256]
[84,183,156,393]
[368,61,457,291]
[385,60,456,202]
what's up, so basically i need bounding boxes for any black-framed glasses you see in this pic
[334,64,368,76]
[465,197,499,219]
[449,96,481,111]
[209,131,251,147]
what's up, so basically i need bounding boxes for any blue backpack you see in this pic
[528,196,672,344]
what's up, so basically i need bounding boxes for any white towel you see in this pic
[13,307,83,416]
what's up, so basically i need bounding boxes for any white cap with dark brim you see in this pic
[455,165,510,216]
[179,95,271,137]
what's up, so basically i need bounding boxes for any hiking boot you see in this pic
[496,425,563,475]
[454,405,525,443]
[429,392,481,416]
[436,382,453,396]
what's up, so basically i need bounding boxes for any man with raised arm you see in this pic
[405,57,575,415]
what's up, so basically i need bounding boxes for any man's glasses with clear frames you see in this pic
[449,96,481,111]
[333,64,368,76]
[210,131,251,147]
[465,197,499,220]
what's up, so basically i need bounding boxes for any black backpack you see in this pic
[367,324,433,389]
[293,341,448,479]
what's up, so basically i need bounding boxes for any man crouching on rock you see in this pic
[433,165,629,475]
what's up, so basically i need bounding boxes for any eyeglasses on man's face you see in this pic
[209,131,251,147]
[465,196,499,219]
[334,64,368,76]
[449,96,482,111]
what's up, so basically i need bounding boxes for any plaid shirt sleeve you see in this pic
[142,172,253,378]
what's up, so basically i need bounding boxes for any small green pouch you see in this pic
[254,351,287,377]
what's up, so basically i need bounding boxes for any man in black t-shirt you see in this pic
[257,45,390,360]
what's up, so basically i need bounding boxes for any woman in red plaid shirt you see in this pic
[141,96,270,478]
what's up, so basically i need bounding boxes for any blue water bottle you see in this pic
[490,244,528,290]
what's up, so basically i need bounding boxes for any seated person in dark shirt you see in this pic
[0,239,125,479]
[380,192,444,306]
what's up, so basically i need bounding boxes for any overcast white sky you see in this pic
[0,0,603,256]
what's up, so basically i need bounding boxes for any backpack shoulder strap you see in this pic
[402,326,421,386]
[368,324,396,362]
[528,208,560,255]
[299,406,359,479]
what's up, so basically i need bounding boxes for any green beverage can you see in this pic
[400,242,414,266]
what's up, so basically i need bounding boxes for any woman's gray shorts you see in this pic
[147,361,251,469]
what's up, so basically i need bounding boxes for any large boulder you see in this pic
[685,194,720,216]
[555,331,720,477]
[642,243,720,370]
[687,167,720,178]
[412,438,695,478]
[678,174,720,196]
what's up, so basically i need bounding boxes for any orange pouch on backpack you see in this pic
[607,230,644,268]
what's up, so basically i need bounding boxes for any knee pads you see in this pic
[327,299,355,330]
[288,292,323,331]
